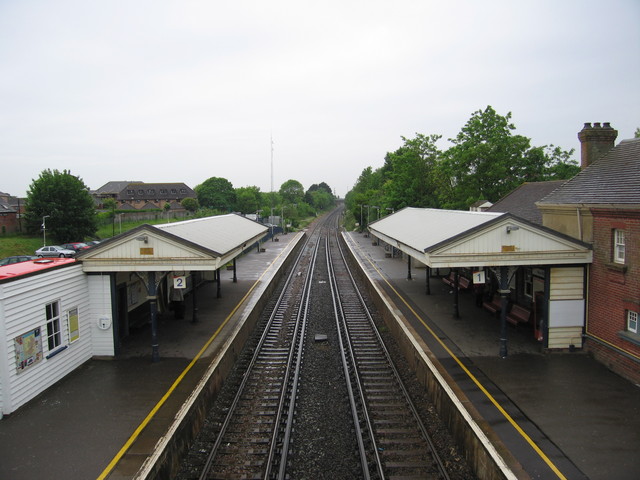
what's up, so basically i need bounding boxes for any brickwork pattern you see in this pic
[587,209,640,384]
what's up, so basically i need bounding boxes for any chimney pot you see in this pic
[578,122,617,169]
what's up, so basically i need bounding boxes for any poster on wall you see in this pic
[68,307,79,343]
[15,327,43,373]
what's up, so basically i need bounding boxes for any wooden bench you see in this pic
[507,304,532,326]
[482,294,502,315]
[442,272,471,291]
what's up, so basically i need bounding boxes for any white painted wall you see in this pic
[0,264,94,415]
[548,266,586,348]
[88,274,115,356]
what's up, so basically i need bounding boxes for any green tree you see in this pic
[345,166,386,229]
[195,177,236,211]
[436,106,531,209]
[235,186,262,214]
[279,179,305,204]
[436,106,577,209]
[635,127,640,138]
[24,169,97,243]
[181,197,199,212]
[383,133,442,210]
[305,182,335,210]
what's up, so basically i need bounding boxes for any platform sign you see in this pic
[173,275,187,289]
[472,270,486,284]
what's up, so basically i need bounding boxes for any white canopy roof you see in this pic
[77,214,268,272]
[368,207,592,268]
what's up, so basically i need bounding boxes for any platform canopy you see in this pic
[76,214,268,272]
[368,207,592,269]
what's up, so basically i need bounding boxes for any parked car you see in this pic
[61,242,90,252]
[35,246,76,258]
[0,255,39,266]
[85,240,102,247]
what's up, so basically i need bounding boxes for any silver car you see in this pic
[35,245,76,258]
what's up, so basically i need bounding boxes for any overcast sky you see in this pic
[1,0,638,199]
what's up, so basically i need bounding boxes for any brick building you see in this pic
[93,181,196,210]
[538,123,640,384]
[0,192,20,235]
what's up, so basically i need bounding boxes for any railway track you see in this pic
[328,229,450,479]
[178,208,458,479]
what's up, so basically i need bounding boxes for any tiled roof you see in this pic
[538,138,640,206]
[0,199,17,213]
[116,182,196,201]
[93,181,142,194]
[488,181,565,224]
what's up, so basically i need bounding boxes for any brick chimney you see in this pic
[577,122,618,169]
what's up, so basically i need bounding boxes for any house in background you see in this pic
[469,199,492,212]
[92,181,197,211]
[0,192,21,235]
[537,123,640,384]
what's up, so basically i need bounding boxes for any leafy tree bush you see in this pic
[195,177,236,211]
[346,106,579,214]
[24,169,97,243]
[181,197,199,212]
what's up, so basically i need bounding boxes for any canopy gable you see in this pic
[368,208,592,268]
[76,214,268,272]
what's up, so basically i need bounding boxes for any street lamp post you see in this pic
[372,206,380,220]
[41,215,50,246]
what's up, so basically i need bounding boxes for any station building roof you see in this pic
[0,258,76,282]
[76,214,268,273]
[368,207,592,269]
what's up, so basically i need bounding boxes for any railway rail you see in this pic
[177,208,466,479]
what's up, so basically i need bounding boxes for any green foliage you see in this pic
[383,133,442,210]
[181,197,199,212]
[279,179,305,204]
[437,106,533,209]
[24,169,97,243]
[304,182,336,210]
[347,106,580,215]
[235,186,262,213]
[195,177,236,210]
[635,127,640,138]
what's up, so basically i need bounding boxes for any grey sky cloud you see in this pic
[1,0,638,198]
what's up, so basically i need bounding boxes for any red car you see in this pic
[61,242,91,252]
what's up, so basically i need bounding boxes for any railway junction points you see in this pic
[0,215,638,479]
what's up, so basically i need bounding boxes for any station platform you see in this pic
[343,230,640,480]
[0,232,304,480]
[1,226,638,480]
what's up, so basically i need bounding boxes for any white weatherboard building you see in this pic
[0,214,268,417]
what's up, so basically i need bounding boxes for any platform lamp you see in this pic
[41,215,50,247]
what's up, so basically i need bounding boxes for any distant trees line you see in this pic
[345,106,582,229]
[22,170,336,243]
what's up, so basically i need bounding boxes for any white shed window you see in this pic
[613,229,625,264]
[628,310,638,334]
[45,301,62,351]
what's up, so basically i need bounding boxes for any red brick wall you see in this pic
[586,208,640,384]
[0,212,19,234]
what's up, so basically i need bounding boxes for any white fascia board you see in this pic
[427,250,593,269]
[80,258,221,272]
